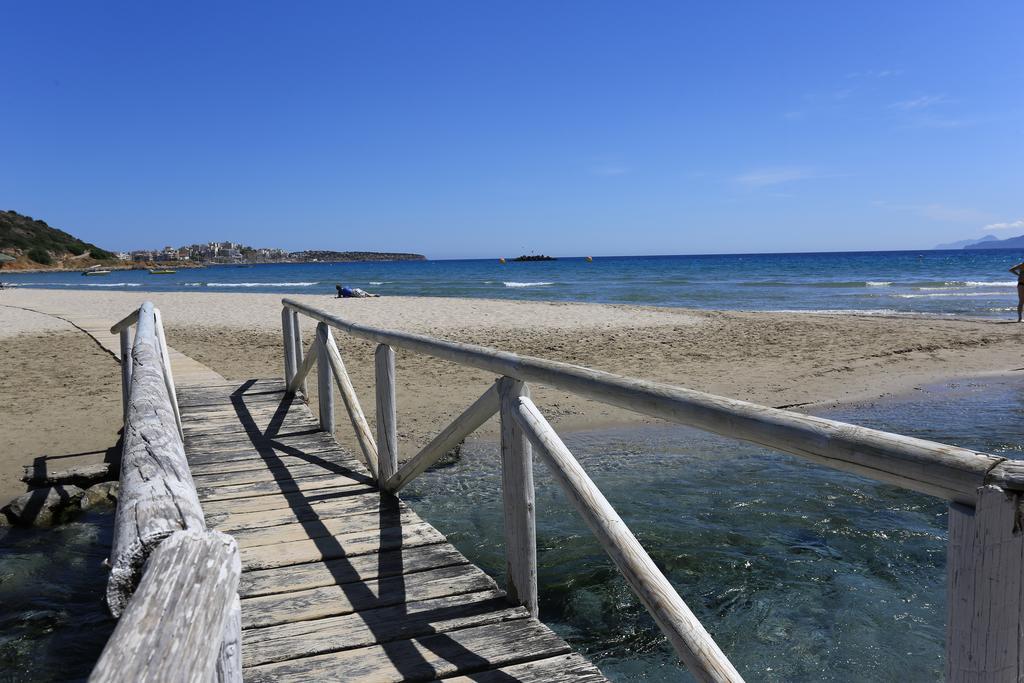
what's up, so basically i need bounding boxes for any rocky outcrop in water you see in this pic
[81,481,120,511]
[2,485,86,527]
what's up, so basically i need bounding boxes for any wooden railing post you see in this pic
[119,327,132,422]
[946,485,1024,681]
[289,310,307,397]
[497,376,538,617]
[315,323,335,433]
[152,308,183,439]
[375,344,398,484]
[282,308,296,387]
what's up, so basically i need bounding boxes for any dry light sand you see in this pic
[2,289,1023,502]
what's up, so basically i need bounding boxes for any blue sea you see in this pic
[5,249,1024,319]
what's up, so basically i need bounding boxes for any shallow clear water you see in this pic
[403,377,1024,681]
[5,249,1024,318]
[1,379,1021,680]
[0,510,115,682]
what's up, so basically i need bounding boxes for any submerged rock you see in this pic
[81,481,120,510]
[2,485,86,527]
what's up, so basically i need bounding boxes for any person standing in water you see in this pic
[1010,261,1024,322]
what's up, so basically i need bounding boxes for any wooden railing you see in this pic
[90,303,241,683]
[282,297,1024,683]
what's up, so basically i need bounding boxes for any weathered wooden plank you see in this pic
[188,450,364,477]
[191,462,358,488]
[947,486,1024,681]
[443,653,608,682]
[108,303,206,616]
[241,564,500,629]
[208,491,407,534]
[240,521,447,570]
[244,591,523,666]
[197,473,366,501]
[515,397,741,682]
[498,377,538,617]
[243,616,571,683]
[201,485,370,516]
[90,530,240,682]
[239,543,468,598]
[230,506,421,549]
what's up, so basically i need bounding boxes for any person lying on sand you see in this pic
[336,284,380,298]
[1010,262,1024,322]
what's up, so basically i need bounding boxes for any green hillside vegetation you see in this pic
[0,210,114,266]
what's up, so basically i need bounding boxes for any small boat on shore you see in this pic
[148,269,177,275]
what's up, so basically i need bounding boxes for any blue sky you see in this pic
[2,2,1021,258]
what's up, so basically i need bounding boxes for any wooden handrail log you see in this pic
[90,530,241,683]
[386,382,501,493]
[110,308,140,334]
[514,396,743,683]
[282,298,1001,504]
[107,302,206,616]
[321,331,380,478]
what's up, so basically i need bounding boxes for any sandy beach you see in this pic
[2,289,1022,502]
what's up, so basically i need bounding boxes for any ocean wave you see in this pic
[938,280,1017,288]
[740,280,896,288]
[14,282,142,288]
[895,292,1001,298]
[368,281,392,285]
[503,281,555,288]
[191,282,318,288]
[764,308,943,317]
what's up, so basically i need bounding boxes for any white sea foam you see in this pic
[200,282,317,288]
[865,281,893,286]
[503,281,554,288]
[895,292,999,298]
[765,308,946,317]
[17,282,142,288]
[368,281,391,285]
[949,280,1016,287]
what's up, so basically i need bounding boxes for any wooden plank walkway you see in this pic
[180,377,609,682]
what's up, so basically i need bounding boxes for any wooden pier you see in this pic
[86,300,1024,682]
[179,377,606,681]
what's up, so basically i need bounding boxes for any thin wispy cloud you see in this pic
[873,200,989,223]
[588,164,630,177]
[847,69,903,79]
[889,94,952,110]
[734,167,818,187]
[985,219,1024,231]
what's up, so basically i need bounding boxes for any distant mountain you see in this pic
[964,234,1024,250]
[0,210,114,268]
[934,234,998,250]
